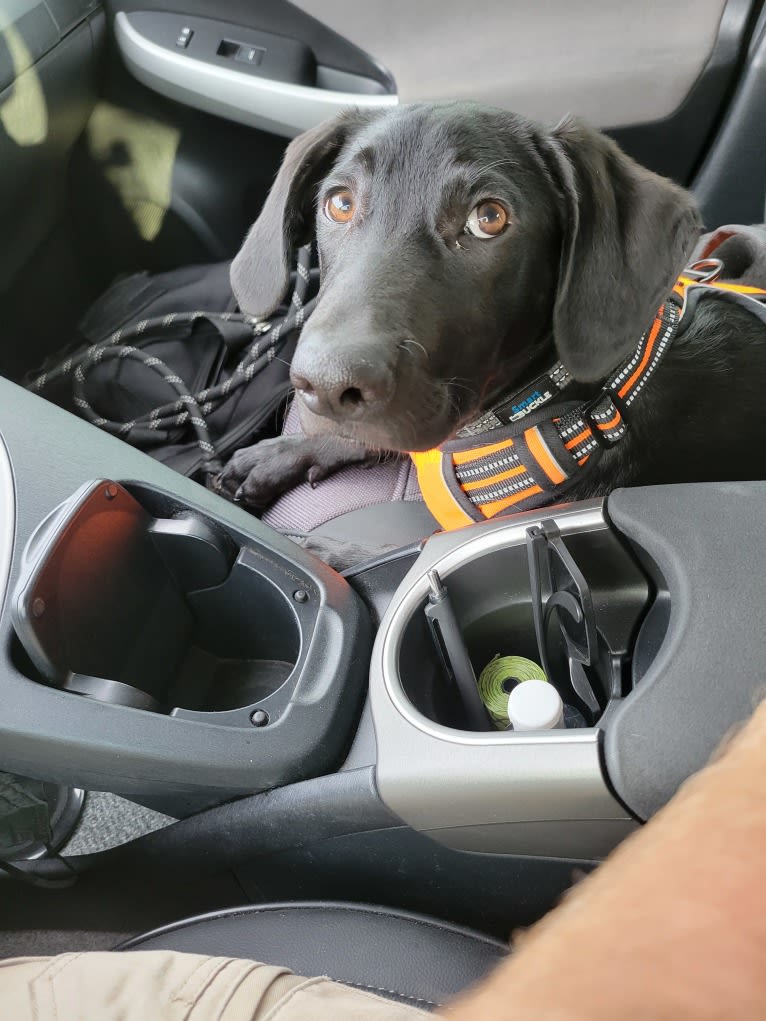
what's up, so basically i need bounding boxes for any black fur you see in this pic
[219,102,763,515]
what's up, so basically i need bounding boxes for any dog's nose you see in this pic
[290,353,395,421]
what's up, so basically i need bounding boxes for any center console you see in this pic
[2,375,765,863]
[370,502,644,859]
[0,377,370,814]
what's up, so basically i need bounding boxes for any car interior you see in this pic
[2,0,766,1007]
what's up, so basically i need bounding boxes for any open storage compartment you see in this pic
[11,480,319,724]
[397,518,653,733]
[370,503,647,859]
[0,382,374,811]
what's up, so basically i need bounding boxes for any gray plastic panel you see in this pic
[0,378,370,816]
[115,11,397,138]
[107,0,396,92]
[127,11,318,86]
[369,502,636,860]
[80,767,593,937]
[0,436,14,623]
[606,483,766,821]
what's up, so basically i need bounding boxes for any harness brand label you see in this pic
[508,389,553,422]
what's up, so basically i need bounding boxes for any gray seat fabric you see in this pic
[262,402,433,542]
[120,901,507,1012]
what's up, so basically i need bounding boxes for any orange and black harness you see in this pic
[412,261,766,531]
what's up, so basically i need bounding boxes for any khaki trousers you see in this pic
[0,951,431,1019]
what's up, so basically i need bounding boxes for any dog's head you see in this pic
[231,103,701,451]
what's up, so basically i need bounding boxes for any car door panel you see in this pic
[67,54,290,287]
[114,10,396,137]
[107,0,395,91]
[105,0,759,195]
[0,1,102,281]
[61,0,396,284]
[294,0,757,185]
[691,6,766,226]
[0,2,104,376]
[292,0,728,128]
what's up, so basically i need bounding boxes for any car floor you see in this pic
[0,792,244,959]
[0,865,246,959]
[61,792,172,856]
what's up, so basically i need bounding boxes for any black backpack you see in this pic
[28,247,316,484]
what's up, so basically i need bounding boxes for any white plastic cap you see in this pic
[507,680,564,731]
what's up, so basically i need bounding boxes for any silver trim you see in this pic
[0,435,14,622]
[382,503,606,745]
[369,502,636,858]
[115,12,398,138]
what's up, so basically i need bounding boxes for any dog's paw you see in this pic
[216,436,331,508]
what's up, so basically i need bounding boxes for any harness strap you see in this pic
[456,362,572,437]
[674,275,766,300]
[413,272,766,531]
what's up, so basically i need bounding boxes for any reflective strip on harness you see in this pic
[476,483,544,518]
[524,425,568,484]
[613,305,669,403]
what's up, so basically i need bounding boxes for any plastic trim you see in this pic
[605,482,766,819]
[370,501,636,859]
[380,504,605,746]
[0,435,14,622]
[117,899,507,952]
[115,11,398,138]
[0,380,371,816]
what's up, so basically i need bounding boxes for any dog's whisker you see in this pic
[447,377,476,396]
[398,338,429,361]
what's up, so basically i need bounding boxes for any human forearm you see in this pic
[443,699,766,1020]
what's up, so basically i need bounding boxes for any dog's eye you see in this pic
[465,201,508,238]
[324,188,356,224]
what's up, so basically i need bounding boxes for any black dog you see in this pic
[219,102,766,513]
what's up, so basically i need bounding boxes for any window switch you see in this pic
[176,26,193,49]
[235,45,265,66]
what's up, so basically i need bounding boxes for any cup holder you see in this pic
[11,481,313,720]
[164,569,300,713]
[397,520,652,733]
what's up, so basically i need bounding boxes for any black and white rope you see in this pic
[27,246,315,480]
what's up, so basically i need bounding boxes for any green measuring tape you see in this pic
[478,655,547,728]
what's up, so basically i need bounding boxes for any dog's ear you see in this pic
[543,118,701,382]
[231,110,381,317]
